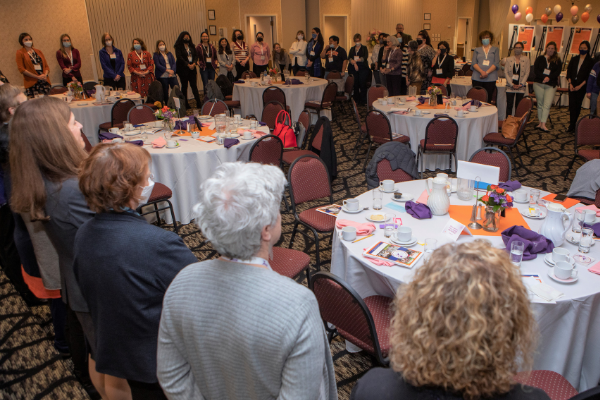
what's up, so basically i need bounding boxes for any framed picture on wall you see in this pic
[424,13,431,20]
[209,25,217,35]
[423,23,431,30]
[208,10,215,20]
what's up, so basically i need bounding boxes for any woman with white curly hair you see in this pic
[157,161,337,400]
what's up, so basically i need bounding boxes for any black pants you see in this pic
[568,87,587,130]
[506,92,525,117]
[0,204,31,298]
[471,80,496,103]
[253,64,268,76]
[158,77,179,103]
[350,68,369,105]
[387,74,403,97]
[103,77,126,90]
[399,73,407,95]
[66,305,92,384]
[177,71,201,108]
[62,75,82,86]
[127,380,168,400]
[235,62,249,78]
[279,64,288,80]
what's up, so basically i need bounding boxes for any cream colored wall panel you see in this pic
[281,0,306,50]
[350,0,423,44]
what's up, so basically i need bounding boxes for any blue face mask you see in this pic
[63,42,71,48]
[482,38,490,46]
[580,49,588,55]
[134,44,141,51]
[398,37,402,44]
[330,44,335,48]
[312,33,317,39]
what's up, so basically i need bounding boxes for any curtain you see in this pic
[488,0,511,48]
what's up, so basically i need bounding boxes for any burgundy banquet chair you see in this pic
[417,116,459,178]
[469,147,512,182]
[126,105,157,125]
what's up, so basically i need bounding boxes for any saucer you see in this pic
[520,209,546,219]
[547,267,578,283]
[123,130,141,136]
[391,193,414,202]
[544,253,574,267]
[380,187,396,193]
[513,199,529,204]
[421,111,431,115]
[241,136,255,140]
[366,214,390,222]
[342,206,362,214]
[199,115,213,120]
[227,134,240,138]
[390,236,418,246]
[565,233,596,246]
[166,143,180,149]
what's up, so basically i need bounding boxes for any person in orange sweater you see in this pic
[16,33,51,97]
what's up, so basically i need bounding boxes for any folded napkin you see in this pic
[416,190,429,204]
[174,118,191,131]
[290,79,304,85]
[588,261,600,275]
[499,180,521,191]
[125,140,143,146]
[127,91,137,95]
[417,96,427,104]
[580,204,600,217]
[405,201,432,219]
[99,131,122,141]
[224,138,239,148]
[501,225,554,260]
[133,124,145,128]
[86,89,96,97]
[405,96,416,101]
[252,130,268,138]
[530,283,564,302]
[152,137,166,148]
[257,121,267,126]
[583,222,600,237]
[366,257,395,266]
[233,80,245,84]
[462,100,472,107]
[336,219,376,236]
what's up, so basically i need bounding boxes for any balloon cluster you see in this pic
[515,4,597,24]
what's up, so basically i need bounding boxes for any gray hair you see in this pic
[193,162,285,260]
[388,36,400,47]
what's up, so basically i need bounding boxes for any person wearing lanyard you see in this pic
[375,33,390,88]
[381,35,403,96]
[566,40,594,133]
[153,40,178,102]
[348,33,370,104]
[127,38,155,98]
[16,33,51,98]
[217,38,237,82]
[56,34,82,86]
[471,31,500,103]
[289,30,308,76]
[156,162,337,400]
[174,31,201,109]
[504,42,530,117]
[99,32,126,90]
[250,32,270,77]
[232,30,250,78]
[197,32,217,95]
[306,28,324,78]
[431,41,454,96]
[533,41,562,132]
[321,35,347,79]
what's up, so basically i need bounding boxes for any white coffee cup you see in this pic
[191,131,200,139]
[167,139,177,148]
[396,226,412,242]
[111,138,123,143]
[583,209,597,224]
[124,123,133,131]
[470,105,477,112]
[379,180,395,192]
[414,109,422,116]
[552,248,570,264]
[243,131,253,140]
[342,226,357,241]
[554,261,578,280]
[513,189,527,202]
[154,120,163,128]
[457,109,464,117]
[109,127,119,134]
[343,198,360,211]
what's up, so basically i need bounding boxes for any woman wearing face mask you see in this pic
[371,33,384,84]
[431,41,454,96]
[504,42,530,116]
[99,32,126,90]
[289,30,307,76]
[375,33,390,87]
[533,42,562,132]
[127,38,155,98]
[217,38,236,82]
[566,41,594,132]
[16,33,51,97]
[348,33,370,104]
[415,30,436,95]
[250,32,270,76]
[232,30,250,78]
[74,143,197,400]
[153,40,177,102]
[471,31,500,103]
[197,31,218,95]
[56,34,82,86]
[174,31,201,109]
[273,43,290,80]
[381,36,403,96]
[306,28,324,77]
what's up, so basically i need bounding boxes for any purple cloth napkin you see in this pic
[174,117,191,131]
[501,225,554,260]
[583,223,600,238]
[86,89,95,97]
[417,96,427,104]
[434,113,449,118]
[257,121,267,126]
[499,180,521,191]
[405,201,432,219]
[290,79,304,85]
[125,140,143,146]
[234,80,245,84]
[224,138,239,149]
[99,131,122,141]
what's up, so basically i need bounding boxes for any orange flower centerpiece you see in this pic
[478,185,513,232]
[154,105,177,131]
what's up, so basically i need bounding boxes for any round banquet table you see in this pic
[449,77,507,120]
[330,180,600,391]
[49,93,142,146]
[372,97,498,172]
[232,77,332,122]
[117,120,270,225]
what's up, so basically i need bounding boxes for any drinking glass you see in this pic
[510,241,525,266]
[457,178,474,201]
[373,189,383,210]
[579,228,594,253]
[572,209,585,235]
[529,189,540,215]
[424,238,437,253]
[163,130,173,141]
[215,115,227,135]
[383,213,396,237]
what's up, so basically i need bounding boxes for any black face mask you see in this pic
[257,37,263,42]
[440,48,446,54]
[183,38,190,43]
[237,35,243,40]
[417,39,423,45]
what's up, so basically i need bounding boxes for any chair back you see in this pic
[457,69,465,76]
[311,272,386,361]
[111,99,136,126]
[575,115,600,147]
[298,109,310,132]
[344,75,354,96]
[367,85,388,108]
[49,86,67,95]
[127,105,157,125]
[327,71,342,80]
[81,132,92,153]
[376,159,412,183]
[467,86,487,102]
[294,70,308,77]
[569,385,600,400]
[464,69,473,76]
[596,189,600,209]
[321,82,338,106]
[461,64,471,73]
[423,117,458,151]
[263,86,287,109]
[83,81,98,91]
[201,99,229,116]
[311,125,324,151]
[241,71,257,79]
[366,110,393,141]
[248,134,283,167]
[433,83,448,96]
[288,154,332,206]
[515,96,533,118]
[261,101,285,131]
[469,147,512,182]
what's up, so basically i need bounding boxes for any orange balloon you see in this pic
[541,14,549,23]
[581,12,590,22]
[525,6,533,14]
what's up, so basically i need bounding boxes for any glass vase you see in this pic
[429,93,437,106]
[482,205,501,232]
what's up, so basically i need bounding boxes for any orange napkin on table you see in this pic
[336,219,376,236]
[152,137,166,148]
[416,104,446,109]
[541,194,580,209]
[448,205,530,237]
[172,129,191,137]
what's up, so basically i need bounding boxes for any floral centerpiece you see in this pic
[67,81,83,99]
[478,185,513,232]
[426,86,443,106]
[154,104,177,131]
[268,68,278,81]
[366,30,382,49]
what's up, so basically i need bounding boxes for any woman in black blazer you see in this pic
[431,41,455,95]
[174,31,201,109]
[566,40,594,132]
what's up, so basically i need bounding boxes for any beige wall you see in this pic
[281,0,306,49]
[204,0,242,41]
[240,0,282,49]
[323,16,348,50]
[306,0,320,37]
[423,0,458,49]
[0,0,95,86]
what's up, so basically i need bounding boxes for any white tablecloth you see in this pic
[373,97,498,172]
[331,180,600,391]
[450,77,507,120]
[232,78,331,122]
[49,93,142,145]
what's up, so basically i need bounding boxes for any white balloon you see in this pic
[526,13,534,22]
[554,4,562,14]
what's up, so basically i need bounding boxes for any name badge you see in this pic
[188,56,193,62]
[34,64,42,71]
[482,60,490,66]
[381,61,386,66]
[354,56,360,61]
[261,56,265,61]
[206,57,211,62]
[436,68,443,74]
[512,76,519,82]
[140,63,147,70]
[110,53,116,59]
[328,57,333,63]
[543,68,550,75]
[310,51,315,56]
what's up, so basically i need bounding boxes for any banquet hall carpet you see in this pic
[0,100,586,399]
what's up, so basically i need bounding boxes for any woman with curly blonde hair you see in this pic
[351,240,550,400]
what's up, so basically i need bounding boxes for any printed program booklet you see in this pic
[316,204,342,216]
[363,241,423,268]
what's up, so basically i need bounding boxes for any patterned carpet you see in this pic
[0,100,587,399]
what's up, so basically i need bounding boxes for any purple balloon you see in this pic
[556,12,563,22]
[512,4,519,14]
[597,14,600,23]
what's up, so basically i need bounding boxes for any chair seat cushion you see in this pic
[224,100,241,107]
[305,101,332,110]
[579,149,600,161]
[282,150,317,164]
[419,139,455,151]
[148,182,172,202]
[483,132,516,145]
[270,247,310,279]
[298,207,336,232]
[99,122,124,131]
[373,135,410,145]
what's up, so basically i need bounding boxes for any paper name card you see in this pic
[442,218,472,242]
[456,160,500,185]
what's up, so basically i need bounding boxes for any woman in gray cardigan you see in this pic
[504,41,530,116]
[216,37,236,81]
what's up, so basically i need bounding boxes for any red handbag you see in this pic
[273,110,297,148]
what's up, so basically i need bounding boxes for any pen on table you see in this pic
[353,234,373,243]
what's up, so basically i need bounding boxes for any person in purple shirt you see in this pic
[98,32,125,90]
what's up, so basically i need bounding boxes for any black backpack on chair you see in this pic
[216,75,233,97]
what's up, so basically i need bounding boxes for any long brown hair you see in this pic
[544,41,559,64]
[59,34,74,58]
[9,97,87,220]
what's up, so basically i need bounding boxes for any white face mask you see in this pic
[159,45,166,52]
[24,41,33,48]
[297,35,303,40]
[105,40,112,47]
[138,177,155,207]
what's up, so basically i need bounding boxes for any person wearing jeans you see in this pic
[532,41,562,132]
[586,61,600,116]
[197,32,217,95]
